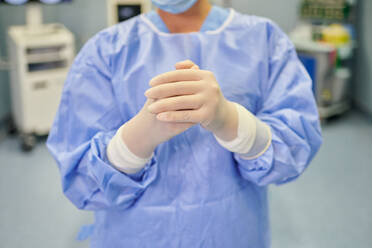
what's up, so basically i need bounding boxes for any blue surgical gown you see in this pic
[47,6,322,248]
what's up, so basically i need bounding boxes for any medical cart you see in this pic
[291,0,358,120]
[7,4,75,151]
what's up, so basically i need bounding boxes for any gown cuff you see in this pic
[107,125,154,174]
[215,103,272,160]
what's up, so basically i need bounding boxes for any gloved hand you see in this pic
[119,61,198,159]
[145,60,238,142]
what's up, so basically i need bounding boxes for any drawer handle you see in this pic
[33,81,47,90]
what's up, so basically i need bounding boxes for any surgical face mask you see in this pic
[151,0,199,14]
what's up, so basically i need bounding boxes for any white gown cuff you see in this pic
[107,125,153,174]
[215,103,272,160]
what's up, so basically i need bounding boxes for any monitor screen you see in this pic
[0,0,72,4]
[117,4,141,23]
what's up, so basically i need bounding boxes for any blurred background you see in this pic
[0,0,371,247]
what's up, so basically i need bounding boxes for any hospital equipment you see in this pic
[107,0,151,26]
[5,0,75,151]
[291,0,358,120]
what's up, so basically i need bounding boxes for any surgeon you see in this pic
[47,0,322,247]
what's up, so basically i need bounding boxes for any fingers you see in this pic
[148,95,203,114]
[145,81,201,99]
[175,60,200,70]
[167,122,195,131]
[149,70,202,87]
[157,110,203,123]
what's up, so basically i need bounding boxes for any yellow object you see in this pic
[322,24,350,46]
[322,89,332,102]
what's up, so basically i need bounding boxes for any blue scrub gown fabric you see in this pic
[47,7,322,248]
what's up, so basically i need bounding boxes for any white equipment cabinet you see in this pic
[7,23,74,151]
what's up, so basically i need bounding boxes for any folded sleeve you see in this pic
[235,21,322,186]
[214,102,272,158]
[107,125,154,174]
[46,33,158,211]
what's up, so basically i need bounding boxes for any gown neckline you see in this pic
[141,7,235,36]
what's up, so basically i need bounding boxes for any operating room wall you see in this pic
[50,0,107,50]
[0,6,26,123]
[0,10,11,122]
[355,0,372,115]
[231,0,301,33]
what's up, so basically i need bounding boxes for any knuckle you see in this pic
[195,94,204,105]
[210,83,221,94]
[151,104,161,113]
[182,111,192,121]
[154,102,167,113]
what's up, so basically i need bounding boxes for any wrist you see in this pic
[121,113,158,159]
[107,126,153,174]
[211,100,238,141]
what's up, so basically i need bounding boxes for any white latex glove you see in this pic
[145,60,238,141]
[117,61,200,160]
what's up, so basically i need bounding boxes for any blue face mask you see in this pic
[151,0,199,14]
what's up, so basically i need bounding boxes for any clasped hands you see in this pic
[145,60,238,141]
[120,60,238,159]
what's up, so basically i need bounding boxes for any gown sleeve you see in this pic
[235,21,322,186]
[46,33,158,211]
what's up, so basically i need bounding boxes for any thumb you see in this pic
[175,60,200,70]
